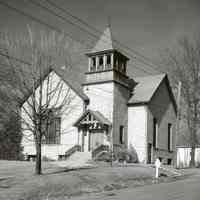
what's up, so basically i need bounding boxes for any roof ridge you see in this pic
[128,73,167,105]
[134,73,166,79]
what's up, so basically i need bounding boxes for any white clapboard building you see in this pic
[22,27,177,164]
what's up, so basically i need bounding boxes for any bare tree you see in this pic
[0,27,85,174]
[163,35,200,167]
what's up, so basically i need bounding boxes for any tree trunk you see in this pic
[35,137,42,175]
[190,146,195,168]
[35,72,43,175]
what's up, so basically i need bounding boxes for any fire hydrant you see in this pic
[155,158,161,178]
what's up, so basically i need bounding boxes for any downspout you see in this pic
[145,106,148,164]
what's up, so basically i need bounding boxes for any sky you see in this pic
[0,0,200,77]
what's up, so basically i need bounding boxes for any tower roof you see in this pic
[90,27,116,54]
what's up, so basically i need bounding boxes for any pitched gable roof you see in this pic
[128,73,177,113]
[53,66,89,103]
[86,27,129,60]
[73,109,111,127]
[128,74,166,104]
[20,66,89,106]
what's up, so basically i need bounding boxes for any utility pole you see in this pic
[174,81,182,168]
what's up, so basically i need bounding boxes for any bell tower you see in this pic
[83,27,134,152]
[84,27,130,87]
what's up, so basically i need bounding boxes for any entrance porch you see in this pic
[74,110,111,154]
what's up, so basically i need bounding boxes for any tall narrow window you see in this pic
[97,56,103,71]
[90,57,96,72]
[119,126,125,144]
[46,117,61,144]
[121,62,126,73]
[153,118,158,148]
[168,123,172,151]
[55,117,61,144]
[115,58,119,70]
[88,113,92,121]
[99,56,103,65]
[106,54,111,69]
[42,110,61,144]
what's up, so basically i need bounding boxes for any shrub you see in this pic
[95,151,111,162]
[116,144,138,163]
[128,144,139,163]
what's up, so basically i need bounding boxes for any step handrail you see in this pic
[65,145,81,158]
[92,144,109,158]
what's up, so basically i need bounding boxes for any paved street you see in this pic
[73,173,200,200]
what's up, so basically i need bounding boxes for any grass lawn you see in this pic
[0,160,166,200]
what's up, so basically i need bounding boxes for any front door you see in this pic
[90,130,105,151]
[83,131,89,152]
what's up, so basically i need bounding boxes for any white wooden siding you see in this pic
[128,106,147,163]
[22,71,84,159]
[83,83,114,122]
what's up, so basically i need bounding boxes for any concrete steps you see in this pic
[54,151,95,169]
[67,151,92,162]
[160,166,183,177]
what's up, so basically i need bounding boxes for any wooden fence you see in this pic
[177,145,200,168]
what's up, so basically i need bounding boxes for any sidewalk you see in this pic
[70,172,200,200]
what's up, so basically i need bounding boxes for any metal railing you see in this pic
[64,145,81,159]
[92,144,109,158]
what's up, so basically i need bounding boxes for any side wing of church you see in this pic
[22,70,89,160]
[127,75,177,164]
[22,27,177,164]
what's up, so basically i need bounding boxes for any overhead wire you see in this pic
[0,0,154,75]
[29,0,153,75]
[45,0,163,73]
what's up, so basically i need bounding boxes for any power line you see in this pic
[46,0,159,69]
[46,0,102,37]
[29,0,100,42]
[45,0,162,73]
[0,1,152,75]
[113,40,162,72]
[0,0,91,49]
[27,0,153,75]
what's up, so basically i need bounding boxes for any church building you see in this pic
[22,27,177,164]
